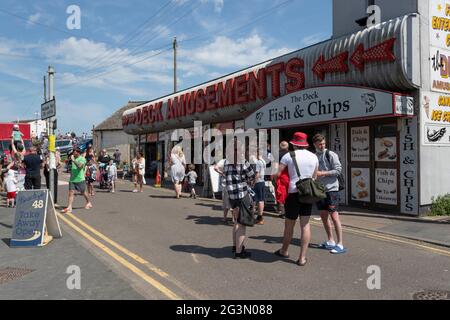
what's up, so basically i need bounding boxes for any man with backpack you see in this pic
[313,134,346,254]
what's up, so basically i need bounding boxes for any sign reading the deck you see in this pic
[10,190,62,247]
[245,86,413,130]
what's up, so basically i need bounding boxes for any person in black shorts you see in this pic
[273,132,318,266]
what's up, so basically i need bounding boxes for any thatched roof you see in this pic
[94,101,147,131]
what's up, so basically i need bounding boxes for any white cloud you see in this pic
[27,13,42,25]
[181,34,292,69]
[301,33,329,47]
[153,24,171,39]
[213,0,224,13]
[200,0,224,13]
[57,99,112,133]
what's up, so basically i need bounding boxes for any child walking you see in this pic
[4,169,18,208]
[186,164,198,199]
[107,159,118,193]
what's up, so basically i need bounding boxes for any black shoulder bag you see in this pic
[290,151,326,204]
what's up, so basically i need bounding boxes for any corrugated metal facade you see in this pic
[123,14,421,134]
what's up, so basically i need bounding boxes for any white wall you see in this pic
[95,130,135,165]
[333,0,418,38]
[27,120,47,138]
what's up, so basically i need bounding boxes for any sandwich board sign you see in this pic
[10,190,62,247]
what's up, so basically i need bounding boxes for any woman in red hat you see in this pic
[274,132,318,266]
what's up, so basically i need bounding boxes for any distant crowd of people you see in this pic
[2,125,347,266]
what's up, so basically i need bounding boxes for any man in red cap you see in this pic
[274,132,318,266]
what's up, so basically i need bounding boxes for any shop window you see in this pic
[374,123,397,162]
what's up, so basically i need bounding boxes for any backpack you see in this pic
[325,150,345,191]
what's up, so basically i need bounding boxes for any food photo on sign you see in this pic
[421,92,450,145]
[351,168,370,202]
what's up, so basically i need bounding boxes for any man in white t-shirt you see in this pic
[274,132,318,267]
[254,153,266,225]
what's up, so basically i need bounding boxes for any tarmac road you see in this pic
[52,175,450,300]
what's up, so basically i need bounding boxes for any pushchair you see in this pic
[98,163,109,189]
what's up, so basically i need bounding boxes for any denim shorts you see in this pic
[317,191,340,213]
[253,182,265,202]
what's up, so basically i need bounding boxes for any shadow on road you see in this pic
[194,203,223,211]
[249,235,325,251]
[0,222,13,229]
[1,238,10,246]
[170,244,293,264]
[186,215,233,226]
[149,195,177,199]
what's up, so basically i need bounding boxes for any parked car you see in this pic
[78,139,93,153]
[55,139,73,155]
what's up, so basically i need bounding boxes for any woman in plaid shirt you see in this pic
[218,147,255,259]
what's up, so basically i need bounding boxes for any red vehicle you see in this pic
[0,123,32,163]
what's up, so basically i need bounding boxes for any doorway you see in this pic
[279,125,329,152]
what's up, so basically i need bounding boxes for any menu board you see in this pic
[374,137,397,162]
[375,169,398,205]
[351,127,370,162]
[351,168,370,202]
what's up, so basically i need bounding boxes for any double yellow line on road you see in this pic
[57,211,188,300]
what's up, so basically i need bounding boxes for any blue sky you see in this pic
[0,0,332,135]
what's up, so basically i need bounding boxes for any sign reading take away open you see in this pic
[10,190,62,247]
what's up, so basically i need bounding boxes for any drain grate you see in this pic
[413,290,450,300]
[0,267,34,284]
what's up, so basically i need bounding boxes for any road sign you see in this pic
[41,99,56,120]
[10,190,62,247]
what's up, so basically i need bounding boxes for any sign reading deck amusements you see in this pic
[123,15,420,134]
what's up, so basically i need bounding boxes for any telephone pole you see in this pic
[48,66,56,204]
[173,37,177,93]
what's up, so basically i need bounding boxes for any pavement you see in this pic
[146,177,450,248]
[53,175,450,299]
[171,185,450,249]
[0,184,144,300]
[1,174,450,300]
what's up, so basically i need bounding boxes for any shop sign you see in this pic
[430,0,450,49]
[330,123,347,205]
[421,91,450,145]
[375,169,398,205]
[375,137,397,162]
[146,133,158,143]
[350,126,370,162]
[430,46,450,94]
[245,86,413,130]
[350,168,370,203]
[400,117,419,215]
